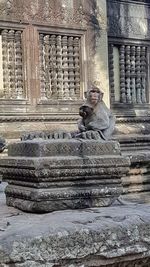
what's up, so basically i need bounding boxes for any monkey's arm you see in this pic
[78,119,86,132]
[87,118,109,131]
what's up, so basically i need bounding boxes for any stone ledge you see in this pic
[8,139,121,157]
[0,193,150,267]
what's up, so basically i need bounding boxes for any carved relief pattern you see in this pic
[14,31,24,99]
[68,36,75,99]
[50,35,57,99]
[136,46,142,104]
[141,46,147,103]
[119,45,126,103]
[44,35,51,99]
[125,46,131,103]
[108,0,150,39]
[39,34,46,100]
[8,30,16,98]
[2,30,9,98]
[130,46,136,103]
[39,33,81,100]
[56,35,63,99]
[74,37,80,99]
[0,0,87,27]
[1,29,24,99]
[110,43,148,104]
[108,44,115,104]
[62,36,69,99]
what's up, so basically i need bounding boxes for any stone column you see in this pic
[91,0,110,107]
[0,35,3,98]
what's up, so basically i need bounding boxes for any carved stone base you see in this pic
[0,139,129,213]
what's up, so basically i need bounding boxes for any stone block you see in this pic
[0,194,150,267]
[80,140,121,156]
[0,139,130,213]
[8,139,81,157]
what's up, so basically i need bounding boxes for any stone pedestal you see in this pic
[0,139,129,213]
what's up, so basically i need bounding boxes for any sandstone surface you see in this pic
[0,193,150,267]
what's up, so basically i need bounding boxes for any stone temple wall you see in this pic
[0,0,149,141]
[107,0,150,137]
[107,0,150,113]
[107,0,150,204]
[0,0,109,140]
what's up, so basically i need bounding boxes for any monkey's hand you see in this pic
[79,125,86,132]
[78,119,86,132]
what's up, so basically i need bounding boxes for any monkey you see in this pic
[79,105,94,120]
[77,85,116,140]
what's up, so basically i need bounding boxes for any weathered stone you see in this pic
[113,135,150,203]
[8,139,121,157]
[0,0,111,140]
[8,139,81,157]
[122,152,150,203]
[0,139,129,213]
[0,192,150,266]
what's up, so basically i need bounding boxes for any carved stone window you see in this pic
[109,43,149,105]
[0,29,24,100]
[39,33,81,100]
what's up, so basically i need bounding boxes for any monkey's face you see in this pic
[88,88,103,104]
[79,106,93,119]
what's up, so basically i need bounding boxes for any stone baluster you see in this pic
[8,30,16,99]
[15,31,24,99]
[62,36,69,99]
[141,46,147,103]
[125,45,131,103]
[44,35,51,99]
[56,35,63,99]
[135,46,142,104]
[1,30,9,98]
[119,45,126,103]
[68,37,75,99]
[50,35,57,99]
[73,37,80,99]
[109,44,115,103]
[130,46,136,103]
[39,34,47,100]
